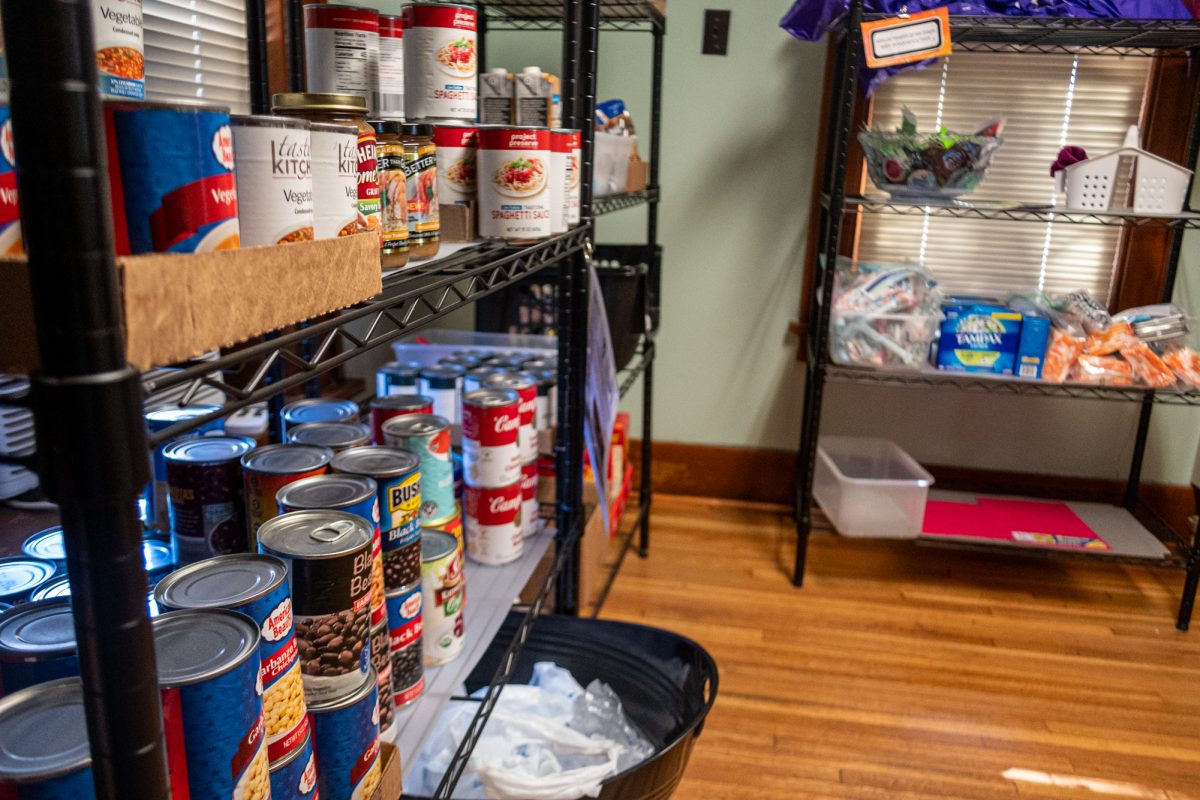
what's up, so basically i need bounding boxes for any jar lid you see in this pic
[372,119,404,136]
[401,123,434,137]
[272,92,368,114]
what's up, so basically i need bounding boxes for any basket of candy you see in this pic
[830,261,942,370]
[859,109,1004,200]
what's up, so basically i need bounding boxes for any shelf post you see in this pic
[246,0,270,114]
[2,2,168,797]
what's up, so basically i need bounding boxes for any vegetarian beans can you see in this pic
[0,105,21,256]
[481,372,538,464]
[0,600,78,698]
[281,397,361,437]
[92,0,144,99]
[462,388,521,489]
[165,437,256,565]
[476,125,552,241]
[382,414,454,523]
[304,4,380,114]
[230,115,314,245]
[0,678,95,799]
[310,121,360,239]
[144,403,222,528]
[376,360,421,397]
[333,447,422,592]
[104,101,240,255]
[368,622,396,733]
[155,554,309,762]
[435,124,477,206]
[402,3,477,122]
[369,393,433,445]
[153,609,269,800]
[287,421,373,453]
[421,531,464,665]
[378,14,405,120]
[269,730,319,800]
[520,460,539,539]
[464,482,522,565]
[308,669,382,800]
[241,443,334,548]
[257,510,373,703]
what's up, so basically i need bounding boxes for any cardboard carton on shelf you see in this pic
[439,202,476,243]
[371,742,403,800]
[625,157,650,194]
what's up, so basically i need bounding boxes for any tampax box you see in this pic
[935,299,1022,375]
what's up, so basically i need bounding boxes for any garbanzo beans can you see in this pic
[269,730,318,800]
[476,125,552,241]
[230,115,315,246]
[308,669,382,800]
[0,678,95,798]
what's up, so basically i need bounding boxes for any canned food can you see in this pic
[144,404,222,528]
[556,128,582,225]
[418,365,463,427]
[440,353,481,370]
[165,437,256,565]
[389,638,424,707]
[153,609,268,800]
[27,578,70,603]
[481,372,538,464]
[434,124,477,205]
[281,397,360,438]
[402,3,477,122]
[20,528,66,570]
[421,503,463,549]
[385,582,422,655]
[308,669,382,800]
[92,0,144,99]
[452,449,463,501]
[378,15,405,120]
[464,482,522,565]
[462,388,521,489]
[287,421,373,453]
[0,678,95,798]
[520,460,539,539]
[476,125,552,241]
[242,444,334,547]
[154,554,309,762]
[143,540,174,587]
[463,365,507,394]
[382,414,455,523]
[257,510,373,703]
[368,622,396,734]
[531,368,557,431]
[304,4,380,113]
[310,121,360,239]
[269,730,318,800]
[231,115,315,246]
[104,101,239,255]
[376,360,421,397]
[0,600,78,697]
[0,558,56,606]
[375,132,411,257]
[421,531,464,665]
[0,105,21,256]
[369,394,433,445]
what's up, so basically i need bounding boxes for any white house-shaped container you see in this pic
[1055,125,1193,215]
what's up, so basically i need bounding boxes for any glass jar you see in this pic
[399,123,440,261]
[372,120,412,268]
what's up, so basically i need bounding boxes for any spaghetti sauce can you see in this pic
[303,4,380,113]
[402,3,477,122]
[241,444,334,548]
[435,124,477,206]
[378,14,405,120]
[310,121,360,239]
[476,125,552,241]
[230,115,314,246]
[461,388,521,489]
[421,531,464,665]
[92,0,145,99]
[464,482,522,565]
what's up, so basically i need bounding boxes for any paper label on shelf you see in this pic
[861,8,951,68]
[585,262,618,536]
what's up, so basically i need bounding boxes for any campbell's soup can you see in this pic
[231,115,314,246]
[269,730,318,800]
[420,531,464,665]
[104,101,240,255]
[476,125,552,241]
[304,4,380,114]
[257,510,373,704]
[0,599,79,698]
[550,128,579,233]
[155,554,309,763]
[153,609,269,800]
[92,0,144,99]
[308,669,382,800]
[462,388,521,489]
[0,106,20,256]
[520,460,539,540]
[435,124,477,205]
[482,372,538,464]
[311,121,360,239]
[165,437,256,566]
[378,15,405,120]
[464,482,522,565]
[382,414,455,523]
[241,444,334,548]
[368,623,396,734]
[369,394,433,445]
[402,3,477,122]
[0,678,96,798]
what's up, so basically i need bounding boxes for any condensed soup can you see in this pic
[382,414,455,523]
[257,510,373,703]
[333,446,422,595]
[378,14,405,120]
[104,101,240,255]
[242,444,333,547]
[462,388,521,489]
[165,437,256,565]
[376,360,421,397]
[287,421,373,453]
[369,393,433,445]
[418,365,464,427]
[368,622,397,734]
[308,669,382,800]
[482,372,538,464]
[465,482,522,565]
[155,554,309,762]
[463,365,507,394]
[269,730,319,800]
[231,115,314,246]
[476,125,552,241]
[153,609,269,800]
[520,460,539,539]
[0,600,78,698]
[0,678,95,798]
[304,4,380,113]
[0,105,21,256]
[402,3,477,122]
[281,397,360,438]
[310,121,361,239]
[92,0,145,99]
[421,531,464,665]
[435,124,477,205]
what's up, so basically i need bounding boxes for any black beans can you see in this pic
[368,621,395,735]
[258,509,373,704]
[165,437,256,566]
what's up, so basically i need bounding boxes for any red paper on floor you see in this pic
[922,496,1111,550]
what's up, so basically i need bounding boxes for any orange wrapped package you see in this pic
[1043,328,1085,384]
[1164,346,1200,387]
[1121,340,1177,389]
[1083,321,1135,356]
[1071,355,1134,386]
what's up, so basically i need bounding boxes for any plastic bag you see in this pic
[830,261,943,370]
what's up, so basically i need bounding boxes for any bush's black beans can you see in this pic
[165,437,256,565]
[333,446,422,594]
[0,599,78,698]
[0,677,95,797]
[368,621,396,734]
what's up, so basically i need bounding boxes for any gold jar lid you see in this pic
[272,92,367,114]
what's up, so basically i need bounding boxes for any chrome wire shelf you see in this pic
[835,195,1200,228]
[594,187,659,217]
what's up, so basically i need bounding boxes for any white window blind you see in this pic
[856,53,1151,305]
[144,0,250,113]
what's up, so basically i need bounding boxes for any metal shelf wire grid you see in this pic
[618,338,653,399]
[482,0,663,30]
[836,195,1200,228]
[594,187,659,217]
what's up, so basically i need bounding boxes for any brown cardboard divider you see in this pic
[0,232,382,373]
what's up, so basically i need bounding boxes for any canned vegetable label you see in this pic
[92,0,144,99]
[309,674,381,800]
[269,731,318,800]
[420,531,464,665]
[310,123,360,239]
[385,584,422,651]
[0,106,21,256]
[231,117,314,246]
[435,125,477,205]
[402,3,477,121]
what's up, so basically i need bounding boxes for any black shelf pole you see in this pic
[2,2,167,798]
[287,0,305,91]
[246,0,270,114]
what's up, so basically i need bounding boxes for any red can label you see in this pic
[465,482,522,565]
[520,461,537,502]
[462,397,521,489]
[462,398,519,447]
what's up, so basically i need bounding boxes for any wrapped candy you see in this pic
[1120,340,1178,389]
[1043,328,1086,384]
[1163,345,1200,387]
[1072,355,1134,386]
[1083,321,1135,356]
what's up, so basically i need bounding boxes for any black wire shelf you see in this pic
[482,0,663,30]
[618,338,653,399]
[834,194,1200,228]
[594,187,659,217]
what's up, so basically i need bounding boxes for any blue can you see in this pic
[269,731,318,800]
[452,449,463,501]
[332,446,422,592]
[104,101,240,255]
[0,558,56,605]
[144,404,223,528]
[376,360,421,397]
[308,669,381,800]
[384,583,422,653]
[281,398,360,440]
[0,677,95,798]
[0,600,77,697]
[28,579,160,619]
[20,528,65,569]
[154,609,267,800]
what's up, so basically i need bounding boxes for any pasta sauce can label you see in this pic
[92,0,144,99]
[0,105,21,256]
[434,124,477,205]
[550,128,579,234]
[402,3,477,121]
[230,116,315,246]
[476,125,551,241]
[304,4,380,112]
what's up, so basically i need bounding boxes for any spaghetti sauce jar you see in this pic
[272,93,382,248]
[399,123,439,260]
[372,121,410,268]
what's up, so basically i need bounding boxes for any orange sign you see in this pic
[861,8,952,68]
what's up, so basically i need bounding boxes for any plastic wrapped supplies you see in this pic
[830,262,943,370]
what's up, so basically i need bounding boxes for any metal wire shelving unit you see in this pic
[795,5,1200,631]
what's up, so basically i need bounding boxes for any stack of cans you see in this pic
[461,387,523,565]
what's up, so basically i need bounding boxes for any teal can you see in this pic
[380,414,454,523]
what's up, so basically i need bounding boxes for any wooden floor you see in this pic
[599,495,1200,800]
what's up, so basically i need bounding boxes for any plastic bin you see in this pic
[813,436,932,539]
[392,329,556,367]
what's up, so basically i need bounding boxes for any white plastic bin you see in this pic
[813,436,933,539]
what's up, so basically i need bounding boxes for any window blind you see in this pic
[143,0,250,113]
[856,53,1151,305]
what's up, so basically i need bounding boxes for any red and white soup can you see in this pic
[476,125,551,241]
[434,124,477,206]
[461,388,520,489]
[481,372,537,465]
[304,4,380,114]
[402,3,477,122]
[520,460,538,540]
[464,482,522,565]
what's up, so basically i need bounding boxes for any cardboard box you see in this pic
[0,232,382,373]
[625,158,650,193]
[439,203,476,243]
[372,742,403,800]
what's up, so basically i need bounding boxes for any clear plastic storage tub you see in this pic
[813,436,933,539]
[391,329,556,367]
